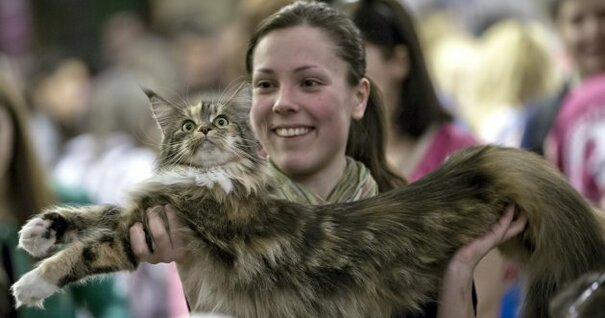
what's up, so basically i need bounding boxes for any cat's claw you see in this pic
[18,217,56,257]
[11,270,58,308]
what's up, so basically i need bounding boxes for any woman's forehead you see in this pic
[252,26,345,72]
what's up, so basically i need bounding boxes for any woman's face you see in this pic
[250,25,368,180]
[0,106,14,179]
[558,0,605,78]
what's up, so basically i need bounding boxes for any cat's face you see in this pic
[146,85,257,169]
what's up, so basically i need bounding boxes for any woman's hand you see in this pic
[129,204,187,264]
[437,204,528,318]
[451,204,528,270]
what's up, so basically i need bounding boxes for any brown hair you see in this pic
[245,0,406,191]
[0,72,54,225]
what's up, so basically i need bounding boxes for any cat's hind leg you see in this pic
[18,205,121,258]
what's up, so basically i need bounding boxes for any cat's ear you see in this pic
[144,89,177,136]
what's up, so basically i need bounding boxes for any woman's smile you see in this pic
[273,126,314,137]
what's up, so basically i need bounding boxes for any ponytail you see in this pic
[346,79,407,192]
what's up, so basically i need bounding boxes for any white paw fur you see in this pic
[12,270,59,308]
[18,217,56,257]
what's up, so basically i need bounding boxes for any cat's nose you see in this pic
[199,127,211,135]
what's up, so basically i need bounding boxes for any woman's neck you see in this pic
[291,155,347,200]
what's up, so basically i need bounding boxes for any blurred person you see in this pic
[462,19,561,146]
[521,0,605,155]
[26,54,92,170]
[100,11,182,96]
[0,55,128,318]
[100,11,147,67]
[351,0,477,183]
[171,19,224,93]
[545,73,605,208]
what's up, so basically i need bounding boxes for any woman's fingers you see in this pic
[129,222,151,261]
[129,205,181,264]
[164,204,186,261]
[450,204,525,268]
[501,212,528,241]
[148,206,171,255]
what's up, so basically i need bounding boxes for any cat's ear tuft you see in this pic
[143,88,175,137]
[142,88,158,100]
[230,82,252,112]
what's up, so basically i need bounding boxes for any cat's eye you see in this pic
[182,120,196,132]
[213,116,229,128]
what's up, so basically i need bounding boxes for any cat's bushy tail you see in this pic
[448,145,605,317]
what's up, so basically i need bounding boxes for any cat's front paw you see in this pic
[11,270,59,308]
[18,217,57,257]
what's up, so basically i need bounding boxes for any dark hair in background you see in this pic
[0,76,54,225]
[352,0,452,139]
[245,0,406,191]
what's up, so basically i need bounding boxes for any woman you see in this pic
[130,2,525,317]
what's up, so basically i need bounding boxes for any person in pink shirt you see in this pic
[546,74,605,207]
[351,0,478,184]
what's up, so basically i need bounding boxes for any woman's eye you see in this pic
[254,80,274,89]
[302,79,320,87]
[214,117,229,128]
[182,120,196,132]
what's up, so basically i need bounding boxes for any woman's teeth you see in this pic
[275,127,310,137]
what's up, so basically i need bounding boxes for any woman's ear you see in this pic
[352,77,370,120]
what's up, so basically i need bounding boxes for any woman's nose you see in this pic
[272,86,298,114]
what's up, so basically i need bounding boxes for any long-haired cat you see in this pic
[12,84,605,318]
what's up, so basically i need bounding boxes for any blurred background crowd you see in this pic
[0,0,603,317]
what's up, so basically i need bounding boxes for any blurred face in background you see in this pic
[558,0,605,78]
[364,42,408,114]
[32,59,90,128]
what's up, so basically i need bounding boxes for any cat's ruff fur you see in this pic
[12,87,605,317]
